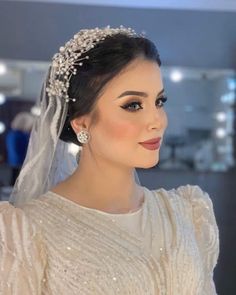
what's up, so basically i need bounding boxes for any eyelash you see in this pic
[121,96,168,112]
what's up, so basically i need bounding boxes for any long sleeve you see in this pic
[0,201,47,295]
[177,185,220,295]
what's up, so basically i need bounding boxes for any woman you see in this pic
[0,26,219,294]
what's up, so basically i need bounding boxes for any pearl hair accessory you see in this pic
[76,129,90,144]
[46,25,138,103]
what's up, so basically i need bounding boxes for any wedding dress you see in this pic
[0,185,219,294]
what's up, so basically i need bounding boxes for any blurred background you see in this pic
[0,1,235,294]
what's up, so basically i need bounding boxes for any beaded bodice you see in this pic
[0,185,219,295]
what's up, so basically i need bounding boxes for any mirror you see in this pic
[160,67,236,172]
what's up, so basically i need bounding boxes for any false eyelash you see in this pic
[121,96,168,112]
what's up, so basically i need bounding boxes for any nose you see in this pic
[148,108,168,131]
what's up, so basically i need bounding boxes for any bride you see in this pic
[0,26,219,294]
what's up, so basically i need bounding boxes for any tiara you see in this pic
[46,25,138,103]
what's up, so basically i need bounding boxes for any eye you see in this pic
[156,95,168,107]
[121,101,143,112]
[121,95,168,112]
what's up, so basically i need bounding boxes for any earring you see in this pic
[76,129,90,144]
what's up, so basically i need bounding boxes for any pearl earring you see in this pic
[76,129,90,144]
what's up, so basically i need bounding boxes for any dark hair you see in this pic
[60,33,161,146]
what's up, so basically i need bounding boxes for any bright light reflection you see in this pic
[68,143,80,156]
[0,93,6,105]
[215,112,226,122]
[0,63,7,75]
[0,122,6,134]
[216,128,227,138]
[170,70,183,82]
[31,106,41,116]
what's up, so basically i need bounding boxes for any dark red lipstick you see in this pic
[139,137,162,150]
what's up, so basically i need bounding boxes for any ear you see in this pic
[70,115,90,134]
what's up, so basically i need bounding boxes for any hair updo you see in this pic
[60,33,161,146]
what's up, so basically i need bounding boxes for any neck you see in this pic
[58,151,143,213]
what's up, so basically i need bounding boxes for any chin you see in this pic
[136,157,160,169]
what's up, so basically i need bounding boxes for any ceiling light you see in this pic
[216,128,226,138]
[215,112,226,122]
[170,70,183,82]
[0,122,6,134]
[0,93,6,105]
[0,63,7,75]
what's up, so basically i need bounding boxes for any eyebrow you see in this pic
[116,88,165,99]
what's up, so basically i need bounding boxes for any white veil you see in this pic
[9,68,74,207]
[9,27,141,208]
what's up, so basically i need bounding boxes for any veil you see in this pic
[9,68,73,207]
[9,27,141,208]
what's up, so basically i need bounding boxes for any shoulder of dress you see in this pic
[0,201,25,218]
[174,185,219,240]
[151,185,215,215]
[178,187,220,276]
[0,201,41,238]
[174,185,214,210]
[152,185,211,203]
[0,201,42,252]
[0,202,47,290]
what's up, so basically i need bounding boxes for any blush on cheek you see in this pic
[105,120,140,140]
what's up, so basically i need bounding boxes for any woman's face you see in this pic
[84,57,168,169]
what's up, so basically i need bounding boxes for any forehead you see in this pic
[101,58,163,98]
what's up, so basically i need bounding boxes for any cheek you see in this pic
[101,117,141,141]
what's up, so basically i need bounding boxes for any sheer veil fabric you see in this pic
[9,68,68,207]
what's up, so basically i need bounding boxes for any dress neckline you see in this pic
[47,186,148,217]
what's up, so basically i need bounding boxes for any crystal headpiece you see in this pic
[46,25,138,103]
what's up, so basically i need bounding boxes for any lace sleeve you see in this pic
[177,185,220,295]
[0,202,47,295]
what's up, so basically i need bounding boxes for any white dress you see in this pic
[0,185,219,294]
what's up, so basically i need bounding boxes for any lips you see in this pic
[140,137,161,144]
[139,137,162,151]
